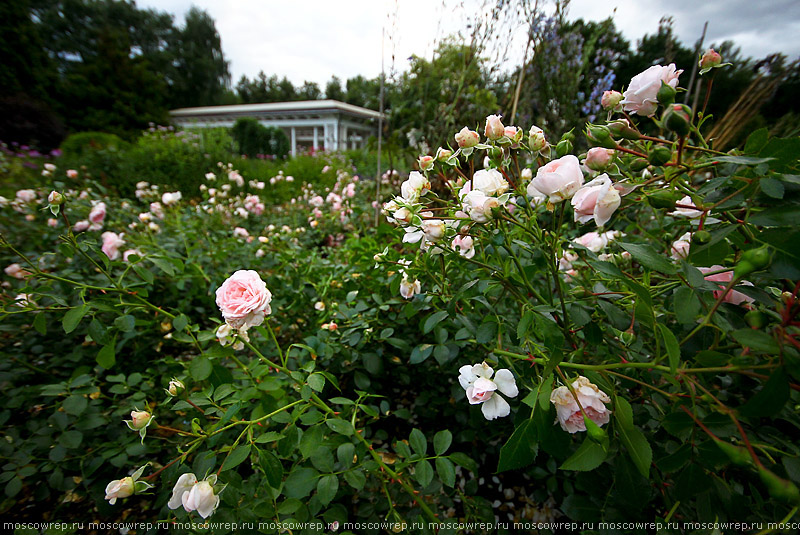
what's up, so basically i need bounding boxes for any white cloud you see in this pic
[138,0,800,89]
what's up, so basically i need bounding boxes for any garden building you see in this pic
[169,100,383,156]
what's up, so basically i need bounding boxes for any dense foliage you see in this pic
[231,119,291,160]
[2,51,800,535]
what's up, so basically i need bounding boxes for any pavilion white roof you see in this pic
[170,99,383,120]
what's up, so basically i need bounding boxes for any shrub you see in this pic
[59,131,128,186]
[117,127,234,198]
[231,117,290,159]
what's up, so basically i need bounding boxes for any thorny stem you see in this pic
[493,348,777,375]
[679,276,741,346]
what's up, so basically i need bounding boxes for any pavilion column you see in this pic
[291,127,297,157]
[332,119,339,151]
[313,127,318,151]
[342,125,348,151]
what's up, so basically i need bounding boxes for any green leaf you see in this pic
[476,321,498,344]
[62,304,88,334]
[409,428,427,456]
[423,310,449,334]
[745,127,769,153]
[255,432,283,444]
[258,449,283,489]
[760,177,785,199]
[560,438,608,471]
[615,402,652,478]
[617,424,652,478]
[299,425,324,458]
[657,323,681,374]
[714,155,774,165]
[739,368,790,418]
[497,419,538,472]
[433,430,452,456]
[316,474,339,506]
[221,444,251,471]
[277,498,302,514]
[619,242,676,274]
[337,443,355,467]
[63,395,88,416]
[173,314,189,332]
[731,329,780,354]
[283,467,318,499]
[615,397,634,429]
[5,476,22,498]
[449,452,478,473]
[325,418,354,436]
[59,430,83,449]
[33,313,46,335]
[415,460,433,487]
[114,315,135,333]
[343,469,366,490]
[96,344,115,369]
[409,343,433,364]
[307,373,325,392]
[189,357,213,381]
[435,457,456,487]
[149,257,175,276]
[673,287,701,324]
[516,310,536,342]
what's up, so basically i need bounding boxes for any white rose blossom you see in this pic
[458,362,518,420]
[168,473,222,519]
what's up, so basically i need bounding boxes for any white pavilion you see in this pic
[169,100,383,156]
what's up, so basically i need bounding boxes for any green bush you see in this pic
[117,127,234,198]
[231,118,290,159]
[59,131,128,186]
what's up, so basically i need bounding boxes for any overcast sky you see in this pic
[137,0,800,89]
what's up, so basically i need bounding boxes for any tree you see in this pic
[297,81,322,101]
[345,75,380,109]
[325,76,345,101]
[388,40,497,152]
[166,7,231,108]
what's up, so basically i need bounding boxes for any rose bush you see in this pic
[1,54,799,532]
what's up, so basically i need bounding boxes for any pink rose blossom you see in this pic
[89,202,106,224]
[571,174,621,227]
[532,155,585,204]
[550,376,611,433]
[484,115,505,140]
[455,127,480,148]
[671,232,692,260]
[621,64,683,117]
[16,189,37,203]
[101,232,125,260]
[73,220,90,232]
[699,49,722,71]
[4,263,29,279]
[601,90,623,110]
[699,266,754,306]
[215,270,273,329]
[584,148,614,171]
[451,235,475,259]
[66,169,79,179]
[48,218,58,227]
